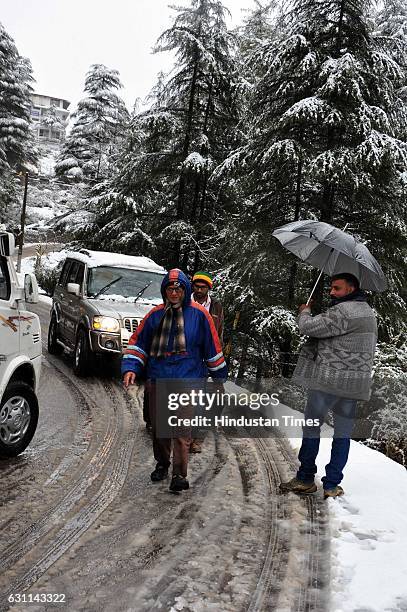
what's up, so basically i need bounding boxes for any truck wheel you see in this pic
[48,314,63,355]
[0,382,39,459]
[73,328,94,377]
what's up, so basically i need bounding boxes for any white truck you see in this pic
[0,232,41,458]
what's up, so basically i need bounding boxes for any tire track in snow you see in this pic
[0,374,131,606]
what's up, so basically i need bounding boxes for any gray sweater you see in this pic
[291,301,377,400]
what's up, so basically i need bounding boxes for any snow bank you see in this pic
[20,250,68,276]
[227,384,407,610]
[38,294,52,305]
[288,416,407,611]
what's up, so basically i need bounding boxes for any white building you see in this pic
[30,94,70,149]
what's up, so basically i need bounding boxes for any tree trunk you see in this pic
[177,52,200,218]
[314,122,337,310]
[193,161,210,271]
[336,0,346,56]
[278,338,293,378]
[192,69,214,270]
[173,39,201,267]
[287,150,303,301]
[255,357,263,392]
[237,337,249,380]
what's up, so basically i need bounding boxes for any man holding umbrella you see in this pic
[281,272,377,497]
[273,221,383,498]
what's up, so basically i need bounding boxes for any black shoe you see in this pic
[151,464,168,482]
[169,475,190,492]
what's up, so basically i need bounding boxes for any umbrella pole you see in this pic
[306,269,324,305]
[306,247,335,305]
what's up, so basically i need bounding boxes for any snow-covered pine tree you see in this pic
[80,72,177,256]
[0,22,36,222]
[238,0,282,84]
[152,0,242,269]
[0,24,34,170]
[219,0,407,351]
[40,104,67,133]
[374,0,407,53]
[55,64,128,182]
[86,0,241,271]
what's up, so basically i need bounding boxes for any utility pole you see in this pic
[16,172,29,273]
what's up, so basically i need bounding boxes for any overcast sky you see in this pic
[1,0,252,113]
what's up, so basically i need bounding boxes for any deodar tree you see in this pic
[0,22,35,222]
[55,64,128,183]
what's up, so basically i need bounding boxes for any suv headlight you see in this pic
[92,316,120,333]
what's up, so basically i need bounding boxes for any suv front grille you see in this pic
[123,318,139,334]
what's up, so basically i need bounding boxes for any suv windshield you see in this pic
[87,267,164,301]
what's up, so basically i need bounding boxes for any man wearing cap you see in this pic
[191,271,224,343]
[190,271,225,453]
[122,269,227,493]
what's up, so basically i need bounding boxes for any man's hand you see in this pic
[299,300,313,313]
[123,371,136,388]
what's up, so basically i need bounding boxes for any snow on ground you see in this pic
[37,150,59,176]
[38,294,52,305]
[26,205,56,223]
[230,385,407,611]
[20,250,68,276]
[52,209,96,233]
[286,413,407,611]
[18,251,67,297]
[314,439,407,612]
[25,187,72,230]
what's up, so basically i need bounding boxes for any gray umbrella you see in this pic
[272,220,387,299]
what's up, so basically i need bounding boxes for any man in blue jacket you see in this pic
[122,269,227,492]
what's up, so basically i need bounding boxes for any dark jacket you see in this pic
[209,297,224,344]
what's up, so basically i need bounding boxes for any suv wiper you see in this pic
[91,276,122,299]
[134,281,152,304]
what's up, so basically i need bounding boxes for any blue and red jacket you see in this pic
[121,269,227,381]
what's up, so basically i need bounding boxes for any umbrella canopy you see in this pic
[272,220,387,292]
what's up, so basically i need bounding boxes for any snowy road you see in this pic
[0,301,330,612]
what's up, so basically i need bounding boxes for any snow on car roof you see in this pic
[65,249,166,273]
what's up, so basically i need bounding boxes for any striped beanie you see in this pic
[192,271,213,289]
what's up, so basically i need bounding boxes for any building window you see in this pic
[50,98,60,108]
[51,130,61,140]
[39,129,49,138]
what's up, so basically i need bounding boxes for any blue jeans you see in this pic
[296,390,356,490]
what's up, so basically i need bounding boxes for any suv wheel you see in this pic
[48,314,63,355]
[73,328,94,377]
[0,382,39,459]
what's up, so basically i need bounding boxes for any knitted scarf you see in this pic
[330,289,368,307]
[150,301,186,358]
